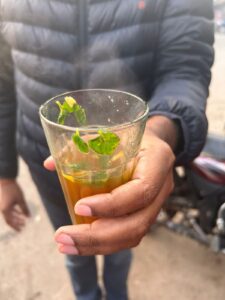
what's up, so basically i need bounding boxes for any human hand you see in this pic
[44,116,177,255]
[0,179,30,231]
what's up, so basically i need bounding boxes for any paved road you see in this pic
[0,34,225,300]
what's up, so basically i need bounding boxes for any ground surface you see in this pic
[0,34,225,300]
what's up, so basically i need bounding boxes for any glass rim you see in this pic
[39,89,149,133]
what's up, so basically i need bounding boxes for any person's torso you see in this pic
[0,0,164,163]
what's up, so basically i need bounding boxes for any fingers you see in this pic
[57,244,79,255]
[13,185,31,218]
[75,141,175,218]
[56,219,140,256]
[8,217,26,232]
[18,198,31,217]
[0,182,30,231]
[43,156,55,171]
[3,207,27,231]
[55,174,173,256]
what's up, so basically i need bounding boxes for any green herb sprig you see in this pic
[56,96,86,126]
[56,96,120,156]
[88,130,120,155]
[72,130,89,154]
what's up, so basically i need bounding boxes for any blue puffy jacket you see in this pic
[0,0,214,180]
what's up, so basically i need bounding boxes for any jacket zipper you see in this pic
[78,0,88,88]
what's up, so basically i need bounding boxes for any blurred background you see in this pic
[1,1,225,300]
[215,0,225,34]
[207,1,225,136]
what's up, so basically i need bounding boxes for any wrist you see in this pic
[145,116,180,152]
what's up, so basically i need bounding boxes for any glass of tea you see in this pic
[39,89,149,224]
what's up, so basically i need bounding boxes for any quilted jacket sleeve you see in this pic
[0,30,17,178]
[150,0,214,164]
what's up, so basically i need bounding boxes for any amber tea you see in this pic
[58,153,135,224]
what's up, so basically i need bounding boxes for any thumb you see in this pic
[43,156,56,171]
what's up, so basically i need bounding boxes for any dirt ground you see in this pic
[0,34,225,300]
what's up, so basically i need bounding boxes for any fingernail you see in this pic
[75,204,92,216]
[58,244,79,255]
[55,233,74,245]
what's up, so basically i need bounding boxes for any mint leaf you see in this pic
[72,130,89,153]
[64,96,77,111]
[92,171,109,185]
[56,97,86,126]
[74,105,86,126]
[88,130,120,155]
[58,113,67,125]
[99,155,111,169]
[55,98,120,156]
[56,101,69,124]
[66,162,88,171]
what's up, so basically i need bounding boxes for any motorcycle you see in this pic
[158,133,225,253]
